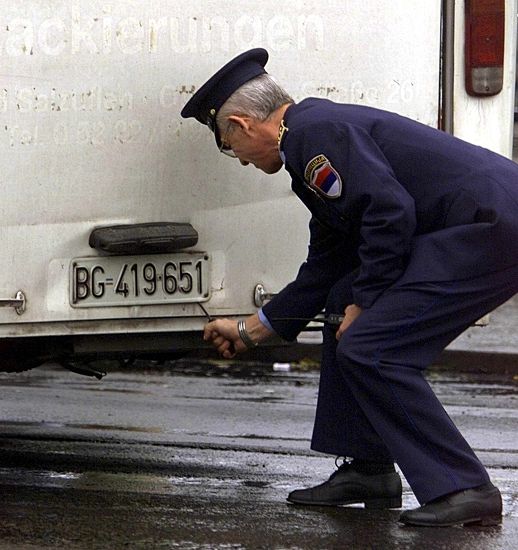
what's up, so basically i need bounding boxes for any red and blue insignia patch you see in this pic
[304,154,342,199]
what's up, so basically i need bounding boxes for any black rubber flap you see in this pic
[89,222,198,255]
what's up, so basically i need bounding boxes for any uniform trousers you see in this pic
[311,262,518,504]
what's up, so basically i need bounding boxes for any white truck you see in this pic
[0,0,516,374]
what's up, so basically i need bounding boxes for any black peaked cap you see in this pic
[180,48,269,146]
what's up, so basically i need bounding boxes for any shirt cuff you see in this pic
[258,307,276,333]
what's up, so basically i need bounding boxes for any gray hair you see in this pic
[216,73,293,130]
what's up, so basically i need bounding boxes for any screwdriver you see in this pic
[268,314,345,326]
[197,304,345,356]
[198,304,344,327]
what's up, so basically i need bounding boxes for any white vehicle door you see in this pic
[0,1,454,350]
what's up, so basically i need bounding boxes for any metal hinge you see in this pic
[0,290,26,315]
[254,284,277,307]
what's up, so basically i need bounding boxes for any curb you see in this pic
[182,344,518,375]
[436,349,518,374]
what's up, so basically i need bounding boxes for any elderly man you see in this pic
[181,48,518,527]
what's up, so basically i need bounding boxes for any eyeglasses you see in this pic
[219,123,237,158]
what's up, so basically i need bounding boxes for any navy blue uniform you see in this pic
[262,98,518,504]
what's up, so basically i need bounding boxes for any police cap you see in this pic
[180,48,269,147]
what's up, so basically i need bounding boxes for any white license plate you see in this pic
[70,252,210,308]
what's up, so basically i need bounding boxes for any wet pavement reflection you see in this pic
[0,361,517,549]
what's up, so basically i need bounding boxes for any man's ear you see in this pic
[227,115,254,135]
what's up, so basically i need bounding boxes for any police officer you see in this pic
[181,48,518,526]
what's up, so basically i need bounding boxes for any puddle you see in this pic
[70,423,163,433]
[0,419,162,434]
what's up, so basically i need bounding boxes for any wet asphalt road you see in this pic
[0,360,517,549]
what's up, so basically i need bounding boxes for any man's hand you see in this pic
[336,304,363,340]
[203,314,274,359]
[203,318,245,359]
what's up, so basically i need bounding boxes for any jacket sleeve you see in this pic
[262,216,359,341]
[283,120,417,310]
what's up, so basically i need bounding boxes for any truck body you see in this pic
[0,0,516,368]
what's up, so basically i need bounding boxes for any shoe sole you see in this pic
[287,496,402,509]
[399,515,502,527]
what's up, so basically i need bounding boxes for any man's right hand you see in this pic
[336,304,363,340]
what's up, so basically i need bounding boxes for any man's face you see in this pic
[220,117,283,175]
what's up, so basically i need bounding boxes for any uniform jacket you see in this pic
[262,98,518,341]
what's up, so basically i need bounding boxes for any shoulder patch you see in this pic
[304,154,342,199]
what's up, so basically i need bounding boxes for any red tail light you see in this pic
[465,0,505,96]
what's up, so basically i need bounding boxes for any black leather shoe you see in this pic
[287,462,402,509]
[399,483,502,527]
